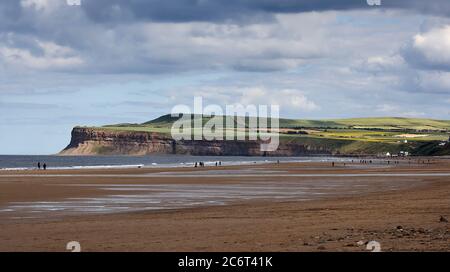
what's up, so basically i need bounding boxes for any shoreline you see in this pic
[0,155,352,171]
[0,154,446,172]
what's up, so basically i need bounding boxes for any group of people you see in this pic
[194,162,205,168]
[37,162,47,170]
[330,158,431,167]
[359,160,373,164]
[194,161,222,168]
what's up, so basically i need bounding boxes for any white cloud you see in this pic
[236,87,320,112]
[166,86,318,114]
[278,89,319,111]
[404,25,450,70]
[363,55,405,72]
[0,40,83,70]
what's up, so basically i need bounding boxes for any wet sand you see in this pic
[0,159,449,251]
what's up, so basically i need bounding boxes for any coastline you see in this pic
[0,155,357,171]
[1,154,447,172]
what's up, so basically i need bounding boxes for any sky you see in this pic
[0,0,450,155]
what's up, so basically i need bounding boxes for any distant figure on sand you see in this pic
[43,163,47,170]
[195,162,198,168]
[332,162,335,167]
[37,162,41,170]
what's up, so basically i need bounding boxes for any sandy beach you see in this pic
[0,158,449,252]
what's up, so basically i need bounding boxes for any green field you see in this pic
[279,117,450,131]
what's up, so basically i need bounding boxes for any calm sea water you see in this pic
[0,155,350,170]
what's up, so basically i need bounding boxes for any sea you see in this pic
[0,155,352,171]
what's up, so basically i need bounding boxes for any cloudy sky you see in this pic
[1,0,450,154]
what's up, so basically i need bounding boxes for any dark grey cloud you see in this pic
[0,1,22,30]
[1,1,449,36]
[80,0,450,24]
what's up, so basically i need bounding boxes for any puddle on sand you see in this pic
[0,179,417,220]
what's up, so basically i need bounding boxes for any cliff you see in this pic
[60,117,450,156]
[60,127,338,156]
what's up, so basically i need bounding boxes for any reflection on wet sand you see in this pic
[1,177,422,220]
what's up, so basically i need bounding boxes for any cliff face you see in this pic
[60,127,175,155]
[60,127,334,156]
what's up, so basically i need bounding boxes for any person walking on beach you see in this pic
[37,162,41,170]
[43,163,47,170]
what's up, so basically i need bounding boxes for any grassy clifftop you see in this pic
[107,114,450,130]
